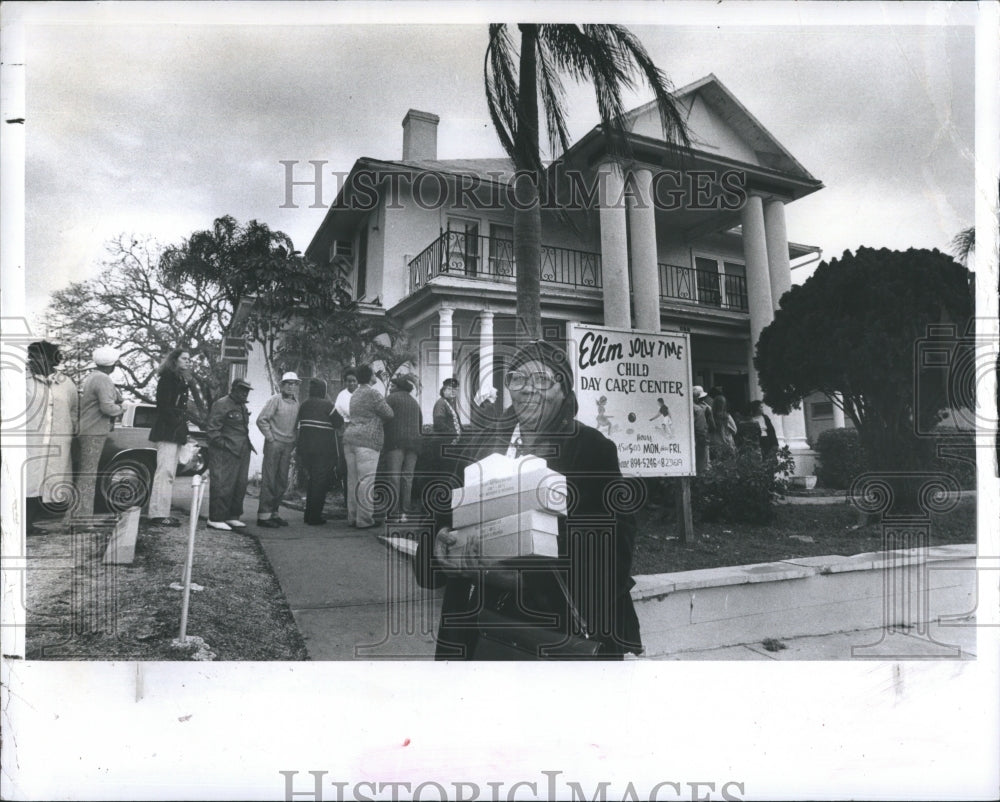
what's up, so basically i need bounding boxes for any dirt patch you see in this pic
[633,497,977,575]
[25,517,307,661]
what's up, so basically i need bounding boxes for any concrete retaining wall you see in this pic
[632,544,975,656]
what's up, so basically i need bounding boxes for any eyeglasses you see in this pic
[504,371,559,392]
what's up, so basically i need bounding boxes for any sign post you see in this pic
[567,323,695,541]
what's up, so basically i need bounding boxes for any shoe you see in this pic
[354,522,378,530]
[256,518,282,529]
[304,518,327,526]
[149,516,182,527]
[225,519,247,529]
[273,516,289,527]
[206,520,232,531]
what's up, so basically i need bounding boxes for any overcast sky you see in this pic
[14,3,981,314]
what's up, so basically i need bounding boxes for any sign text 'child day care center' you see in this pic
[568,323,694,478]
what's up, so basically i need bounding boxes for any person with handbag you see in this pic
[147,347,192,527]
[414,340,642,660]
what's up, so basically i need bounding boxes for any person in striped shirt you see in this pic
[296,379,338,525]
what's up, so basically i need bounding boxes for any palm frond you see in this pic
[484,24,520,164]
[951,226,975,265]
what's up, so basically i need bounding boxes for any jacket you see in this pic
[384,388,423,452]
[414,414,642,659]
[205,395,252,456]
[343,385,394,451]
[149,370,190,444]
[78,370,123,436]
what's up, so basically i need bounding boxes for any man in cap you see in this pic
[691,385,715,475]
[205,378,256,530]
[76,346,125,516]
[255,371,301,528]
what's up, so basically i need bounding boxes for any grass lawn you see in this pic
[632,496,977,575]
[25,515,307,661]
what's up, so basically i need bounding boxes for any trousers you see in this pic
[384,447,419,517]
[75,433,107,516]
[344,444,380,527]
[148,440,180,518]
[259,439,295,517]
[299,447,334,523]
[208,445,251,522]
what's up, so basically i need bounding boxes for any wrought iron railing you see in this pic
[657,262,749,312]
[408,232,602,293]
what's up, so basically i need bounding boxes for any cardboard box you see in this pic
[454,509,560,560]
[453,453,567,521]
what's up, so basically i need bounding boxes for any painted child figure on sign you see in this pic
[594,395,615,436]
[648,397,674,437]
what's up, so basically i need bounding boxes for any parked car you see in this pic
[96,402,207,513]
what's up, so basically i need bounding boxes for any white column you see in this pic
[764,199,792,310]
[478,310,494,396]
[437,307,454,386]
[628,166,660,333]
[598,161,631,329]
[741,195,774,401]
[830,393,846,429]
[763,198,811,456]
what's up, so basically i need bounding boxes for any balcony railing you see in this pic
[658,262,749,312]
[406,233,748,314]
[408,232,602,293]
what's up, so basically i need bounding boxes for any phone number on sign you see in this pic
[620,457,684,469]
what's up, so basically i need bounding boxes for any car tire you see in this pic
[99,456,154,513]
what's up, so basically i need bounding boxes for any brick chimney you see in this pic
[402,109,440,161]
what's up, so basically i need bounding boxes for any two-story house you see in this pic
[297,74,824,474]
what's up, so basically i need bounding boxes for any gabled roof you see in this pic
[390,158,516,184]
[623,73,818,182]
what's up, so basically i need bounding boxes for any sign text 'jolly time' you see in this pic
[570,325,695,478]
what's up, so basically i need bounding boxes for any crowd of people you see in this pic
[691,385,779,475]
[22,336,779,661]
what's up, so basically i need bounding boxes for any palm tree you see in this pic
[951,225,975,266]
[484,24,691,341]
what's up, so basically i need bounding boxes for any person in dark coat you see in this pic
[414,340,641,660]
[383,374,423,522]
[204,378,255,531]
[147,347,192,526]
[296,379,337,525]
[750,400,780,457]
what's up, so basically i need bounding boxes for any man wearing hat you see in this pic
[383,374,423,522]
[255,371,301,528]
[76,346,124,516]
[691,385,715,475]
[205,378,256,530]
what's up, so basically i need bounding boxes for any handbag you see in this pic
[471,573,602,660]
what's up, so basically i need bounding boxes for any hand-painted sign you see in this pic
[568,323,694,477]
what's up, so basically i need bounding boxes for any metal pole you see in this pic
[178,474,203,642]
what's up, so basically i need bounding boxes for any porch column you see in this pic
[763,199,792,310]
[437,307,454,386]
[763,198,810,455]
[741,195,774,401]
[598,161,631,329]
[478,310,495,396]
[628,166,660,332]
[830,393,847,429]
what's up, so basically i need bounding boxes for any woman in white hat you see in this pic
[76,346,124,516]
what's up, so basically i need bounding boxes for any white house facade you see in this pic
[243,75,827,476]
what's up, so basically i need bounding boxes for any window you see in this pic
[811,401,834,419]
[446,217,480,276]
[693,255,747,311]
[329,239,354,262]
[489,223,515,278]
[356,226,368,300]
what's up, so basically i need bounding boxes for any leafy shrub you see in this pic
[693,445,795,524]
[815,428,868,489]
[815,426,976,491]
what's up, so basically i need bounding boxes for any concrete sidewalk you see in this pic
[250,498,443,659]
[248,495,978,662]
